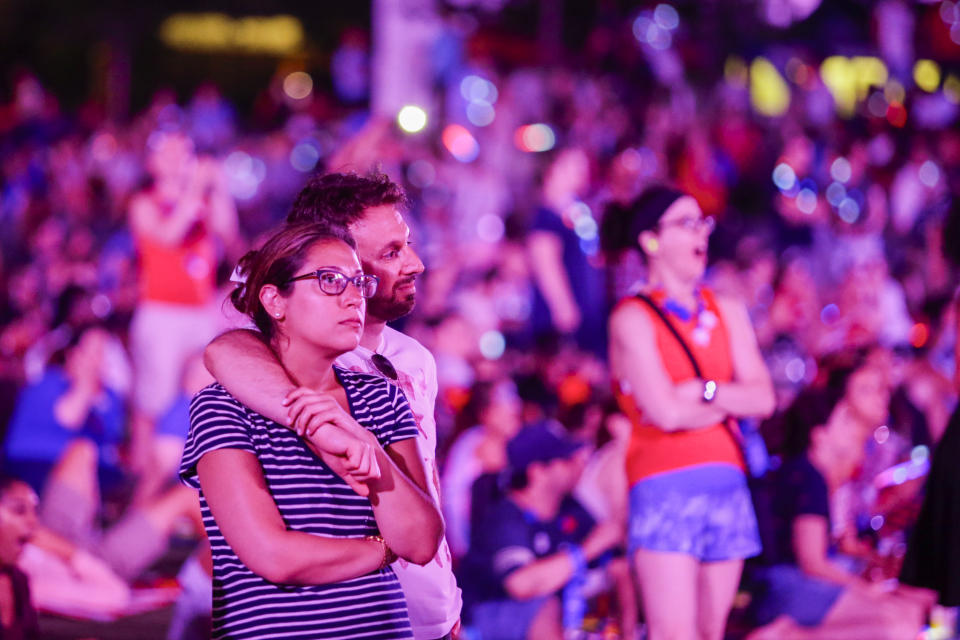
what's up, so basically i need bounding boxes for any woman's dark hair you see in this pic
[600,185,685,259]
[0,475,26,498]
[778,386,844,457]
[47,322,105,368]
[230,222,357,342]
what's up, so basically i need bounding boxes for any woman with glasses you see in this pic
[601,187,775,640]
[179,223,443,640]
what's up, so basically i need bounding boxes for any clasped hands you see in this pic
[282,387,382,496]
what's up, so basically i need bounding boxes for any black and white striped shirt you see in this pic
[179,366,420,639]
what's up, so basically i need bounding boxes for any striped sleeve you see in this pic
[379,380,420,447]
[179,384,256,489]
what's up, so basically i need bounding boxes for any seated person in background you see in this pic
[441,377,523,559]
[3,324,125,496]
[458,423,625,640]
[0,476,40,640]
[747,387,934,640]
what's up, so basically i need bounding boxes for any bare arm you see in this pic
[528,231,581,333]
[793,515,861,586]
[710,296,776,419]
[366,439,443,565]
[128,190,204,247]
[198,448,387,585]
[204,329,295,426]
[608,302,726,432]
[504,520,622,600]
[198,158,239,248]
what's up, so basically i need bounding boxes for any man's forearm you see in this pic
[204,329,294,424]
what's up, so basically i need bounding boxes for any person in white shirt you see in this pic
[204,172,462,640]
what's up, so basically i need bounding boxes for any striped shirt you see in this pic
[179,366,420,639]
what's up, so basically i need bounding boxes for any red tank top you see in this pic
[136,196,216,306]
[614,287,744,485]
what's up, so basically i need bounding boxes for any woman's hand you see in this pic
[284,388,376,444]
[282,388,381,495]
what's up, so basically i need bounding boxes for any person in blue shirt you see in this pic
[4,324,125,495]
[458,422,622,640]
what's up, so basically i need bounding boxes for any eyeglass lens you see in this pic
[371,354,398,380]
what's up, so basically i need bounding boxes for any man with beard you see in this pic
[203,172,462,640]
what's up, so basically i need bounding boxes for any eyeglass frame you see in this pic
[284,269,380,298]
[655,215,716,233]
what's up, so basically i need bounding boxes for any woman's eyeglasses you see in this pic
[657,216,716,234]
[286,269,379,298]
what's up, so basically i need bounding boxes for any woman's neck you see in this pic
[273,337,340,391]
[648,266,698,310]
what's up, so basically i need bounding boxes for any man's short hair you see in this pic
[286,171,408,229]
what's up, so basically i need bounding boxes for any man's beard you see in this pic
[367,287,416,322]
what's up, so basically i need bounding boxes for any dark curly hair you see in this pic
[286,171,408,229]
[230,222,356,342]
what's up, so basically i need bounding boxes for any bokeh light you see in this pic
[397,105,428,133]
[514,124,556,152]
[282,71,313,100]
[442,124,479,162]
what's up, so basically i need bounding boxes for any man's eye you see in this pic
[319,273,341,284]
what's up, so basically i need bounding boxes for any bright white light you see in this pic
[830,157,852,183]
[397,105,428,133]
[479,330,506,360]
[772,163,797,191]
[911,445,929,464]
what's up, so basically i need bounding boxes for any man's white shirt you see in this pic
[336,326,462,639]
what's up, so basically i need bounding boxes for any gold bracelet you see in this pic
[364,535,397,570]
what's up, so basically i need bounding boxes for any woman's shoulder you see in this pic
[334,364,393,391]
[189,383,252,420]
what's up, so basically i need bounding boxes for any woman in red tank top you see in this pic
[603,187,775,640]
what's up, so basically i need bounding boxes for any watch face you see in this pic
[703,380,717,402]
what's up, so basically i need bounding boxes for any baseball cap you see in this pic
[506,421,584,471]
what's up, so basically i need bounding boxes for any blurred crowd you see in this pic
[1,1,959,636]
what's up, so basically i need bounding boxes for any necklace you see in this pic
[658,286,718,347]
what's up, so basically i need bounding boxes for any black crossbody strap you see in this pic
[634,293,703,378]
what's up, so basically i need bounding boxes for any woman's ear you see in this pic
[639,230,659,255]
[259,284,286,321]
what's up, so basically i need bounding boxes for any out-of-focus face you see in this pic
[0,482,38,566]
[845,365,890,428]
[349,205,425,324]
[272,240,367,356]
[147,133,196,181]
[647,195,712,283]
[480,383,523,439]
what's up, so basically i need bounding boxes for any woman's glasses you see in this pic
[657,215,716,234]
[286,269,379,298]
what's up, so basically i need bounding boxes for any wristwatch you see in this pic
[702,379,718,403]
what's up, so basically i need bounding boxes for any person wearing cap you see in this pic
[601,186,776,640]
[457,422,623,640]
